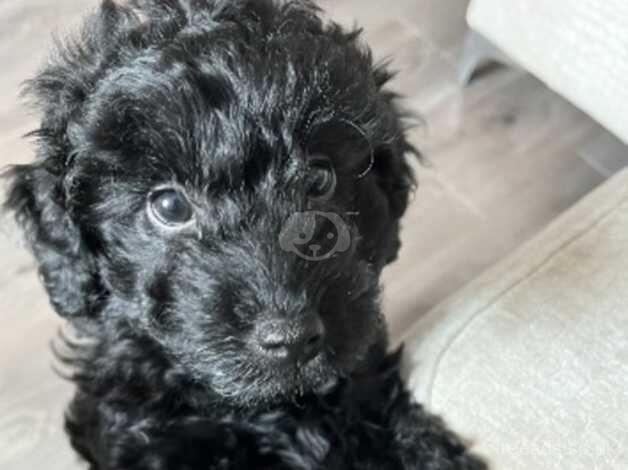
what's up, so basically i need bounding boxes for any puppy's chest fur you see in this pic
[187,378,414,470]
[67,343,436,470]
[219,361,414,469]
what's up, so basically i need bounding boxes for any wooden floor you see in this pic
[0,1,611,468]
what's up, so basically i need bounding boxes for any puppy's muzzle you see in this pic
[253,314,325,366]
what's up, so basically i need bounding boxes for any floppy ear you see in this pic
[372,141,415,220]
[0,2,128,319]
[372,66,417,220]
[4,162,101,319]
[4,0,187,319]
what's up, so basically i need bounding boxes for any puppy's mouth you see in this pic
[261,350,341,398]
[213,349,343,407]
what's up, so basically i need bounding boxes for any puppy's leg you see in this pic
[65,393,102,470]
[387,397,487,470]
[355,352,487,469]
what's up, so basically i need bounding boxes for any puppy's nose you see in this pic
[256,315,324,365]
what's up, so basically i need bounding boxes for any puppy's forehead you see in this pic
[70,4,382,188]
[77,62,279,184]
[81,69,352,185]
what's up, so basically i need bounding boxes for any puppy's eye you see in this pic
[307,155,336,199]
[149,188,193,226]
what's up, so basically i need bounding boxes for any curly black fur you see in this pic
[4,1,487,468]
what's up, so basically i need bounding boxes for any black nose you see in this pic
[256,315,324,365]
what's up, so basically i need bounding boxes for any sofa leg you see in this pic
[578,129,628,178]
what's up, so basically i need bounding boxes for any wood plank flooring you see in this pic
[0,1,609,468]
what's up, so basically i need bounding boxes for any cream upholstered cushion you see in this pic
[402,167,628,469]
[467,0,628,146]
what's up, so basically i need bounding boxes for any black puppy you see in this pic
[5,1,486,468]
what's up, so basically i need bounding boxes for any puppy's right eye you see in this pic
[148,188,193,227]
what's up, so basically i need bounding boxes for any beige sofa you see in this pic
[436,4,628,466]
[404,166,628,468]
[466,0,628,147]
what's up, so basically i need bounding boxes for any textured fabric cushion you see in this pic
[402,167,628,469]
[467,0,628,146]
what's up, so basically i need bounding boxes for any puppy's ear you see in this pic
[0,2,126,319]
[4,162,100,319]
[371,66,417,220]
[372,142,415,220]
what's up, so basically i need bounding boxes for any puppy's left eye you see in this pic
[148,188,193,227]
[307,155,336,199]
